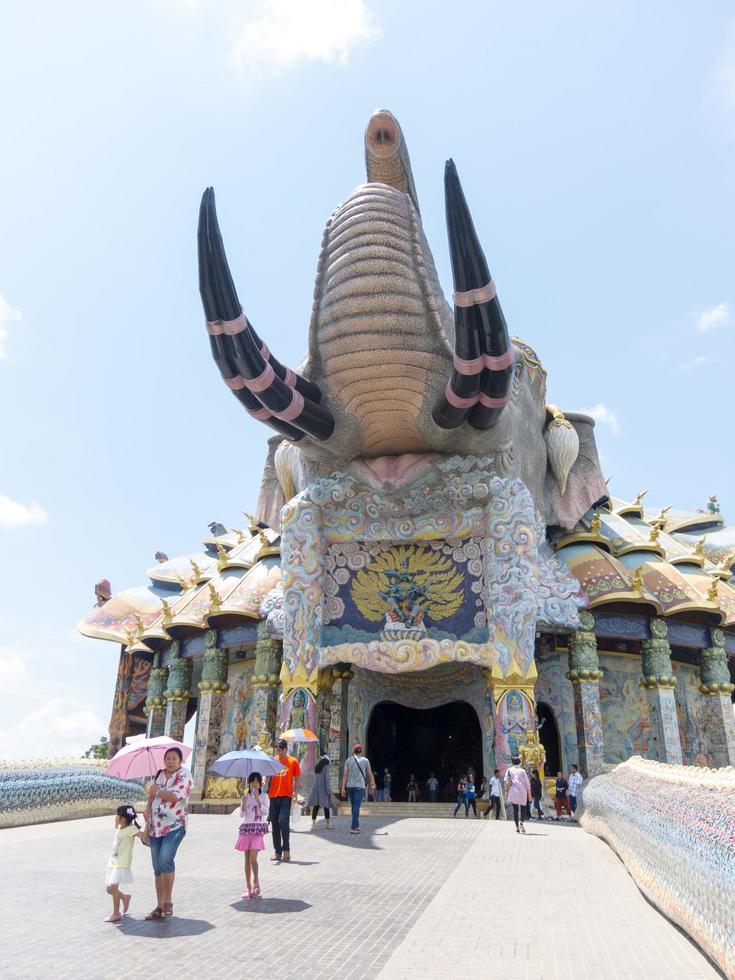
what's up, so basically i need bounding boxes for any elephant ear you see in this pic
[545,413,608,530]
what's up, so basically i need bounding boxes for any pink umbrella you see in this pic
[106,736,192,780]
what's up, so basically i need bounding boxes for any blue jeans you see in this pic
[454,793,468,816]
[347,787,365,829]
[569,794,577,814]
[149,826,186,876]
[269,795,292,856]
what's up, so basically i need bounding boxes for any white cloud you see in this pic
[695,302,730,333]
[0,493,47,530]
[0,647,28,691]
[0,292,22,360]
[0,698,106,760]
[233,0,379,71]
[580,403,621,436]
[677,355,709,372]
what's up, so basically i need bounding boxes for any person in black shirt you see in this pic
[554,771,572,819]
[530,768,544,820]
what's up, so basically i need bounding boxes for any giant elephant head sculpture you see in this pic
[198,109,608,529]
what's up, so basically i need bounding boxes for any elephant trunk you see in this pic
[364,109,420,214]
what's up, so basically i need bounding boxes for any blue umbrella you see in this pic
[209,749,286,780]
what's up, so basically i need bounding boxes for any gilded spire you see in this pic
[633,489,648,507]
[189,558,203,581]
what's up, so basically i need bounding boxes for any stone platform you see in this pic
[0,813,721,979]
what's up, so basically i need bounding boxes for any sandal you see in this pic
[252,885,261,897]
[145,907,163,920]
[104,914,123,923]
[162,903,173,917]
[241,889,253,900]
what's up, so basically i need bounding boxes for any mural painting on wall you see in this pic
[598,654,651,764]
[322,540,486,645]
[281,687,317,766]
[673,663,712,766]
[535,651,577,768]
[495,689,535,769]
[219,660,256,753]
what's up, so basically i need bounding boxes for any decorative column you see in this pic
[248,621,283,747]
[144,651,168,738]
[191,630,229,801]
[328,665,352,790]
[640,618,683,765]
[164,640,193,741]
[699,629,735,767]
[567,611,605,776]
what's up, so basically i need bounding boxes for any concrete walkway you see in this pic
[0,813,721,979]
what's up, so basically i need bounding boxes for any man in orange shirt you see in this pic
[267,739,301,862]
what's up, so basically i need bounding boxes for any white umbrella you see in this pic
[209,749,286,780]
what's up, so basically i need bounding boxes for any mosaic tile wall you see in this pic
[581,756,735,978]
[0,759,144,828]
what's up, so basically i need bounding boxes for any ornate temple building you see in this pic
[78,110,735,804]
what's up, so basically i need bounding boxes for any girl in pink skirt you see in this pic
[235,772,269,898]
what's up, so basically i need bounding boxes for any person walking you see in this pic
[504,757,531,834]
[464,775,478,818]
[453,775,468,817]
[406,773,419,803]
[267,738,301,861]
[568,764,583,819]
[554,770,572,820]
[235,772,269,899]
[104,805,142,922]
[341,743,375,834]
[307,753,333,830]
[383,767,392,802]
[374,768,385,802]
[530,768,544,820]
[144,747,192,919]
[489,769,502,820]
[427,772,439,803]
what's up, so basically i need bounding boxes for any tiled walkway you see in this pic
[0,813,721,979]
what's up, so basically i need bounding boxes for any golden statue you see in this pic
[633,489,648,507]
[215,542,229,570]
[693,536,706,558]
[256,726,274,755]
[589,512,602,532]
[519,728,546,780]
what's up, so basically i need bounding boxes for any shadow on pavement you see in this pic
[231,898,311,914]
[117,917,215,937]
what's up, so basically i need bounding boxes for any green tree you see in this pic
[84,735,110,759]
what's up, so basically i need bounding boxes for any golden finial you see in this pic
[633,489,648,507]
[654,505,672,526]
[215,542,229,570]
[707,578,719,603]
[178,575,192,591]
[208,582,222,613]
[693,536,706,558]
[235,529,246,544]
[630,567,644,593]
[649,525,660,545]
[590,512,602,532]
[242,511,259,534]
[189,558,203,581]
[719,551,735,573]
[160,599,173,625]
[257,529,269,550]
[133,613,145,632]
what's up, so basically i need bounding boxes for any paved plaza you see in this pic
[1,812,721,979]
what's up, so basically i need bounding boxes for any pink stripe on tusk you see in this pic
[484,349,514,370]
[453,353,485,375]
[206,313,247,336]
[478,392,511,409]
[224,375,247,391]
[284,368,297,387]
[246,361,276,393]
[444,382,478,410]
[276,389,305,422]
[249,406,272,421]
[260,342,271,360]
[453,280,497,308]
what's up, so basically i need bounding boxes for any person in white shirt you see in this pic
[489,768,502,820]
[568,765,583,818]
[427,772,439,802]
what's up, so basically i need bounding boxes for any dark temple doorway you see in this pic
[366,700,483,802]
[536,701,561,776]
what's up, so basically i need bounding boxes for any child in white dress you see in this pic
[234,772,269,899]
[105,805,141,922]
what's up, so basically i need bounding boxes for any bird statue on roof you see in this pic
[154,551,169,563]
[208,521,228,536]
[94,579,112,607]
[706,495,720,515]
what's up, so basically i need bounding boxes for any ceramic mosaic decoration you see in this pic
[0,759,144,828]
[581,756,735,978]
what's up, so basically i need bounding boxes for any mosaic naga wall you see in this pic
[197,108,605,685]
[581,758,735,978]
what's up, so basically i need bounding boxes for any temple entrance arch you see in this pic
[366,700,483,802]
[536,701,561,775]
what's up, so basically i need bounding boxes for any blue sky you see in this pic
[1,0,733,758]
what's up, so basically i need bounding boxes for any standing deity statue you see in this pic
[519,728,546,780]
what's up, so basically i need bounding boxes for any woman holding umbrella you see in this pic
[144,747,192,919]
